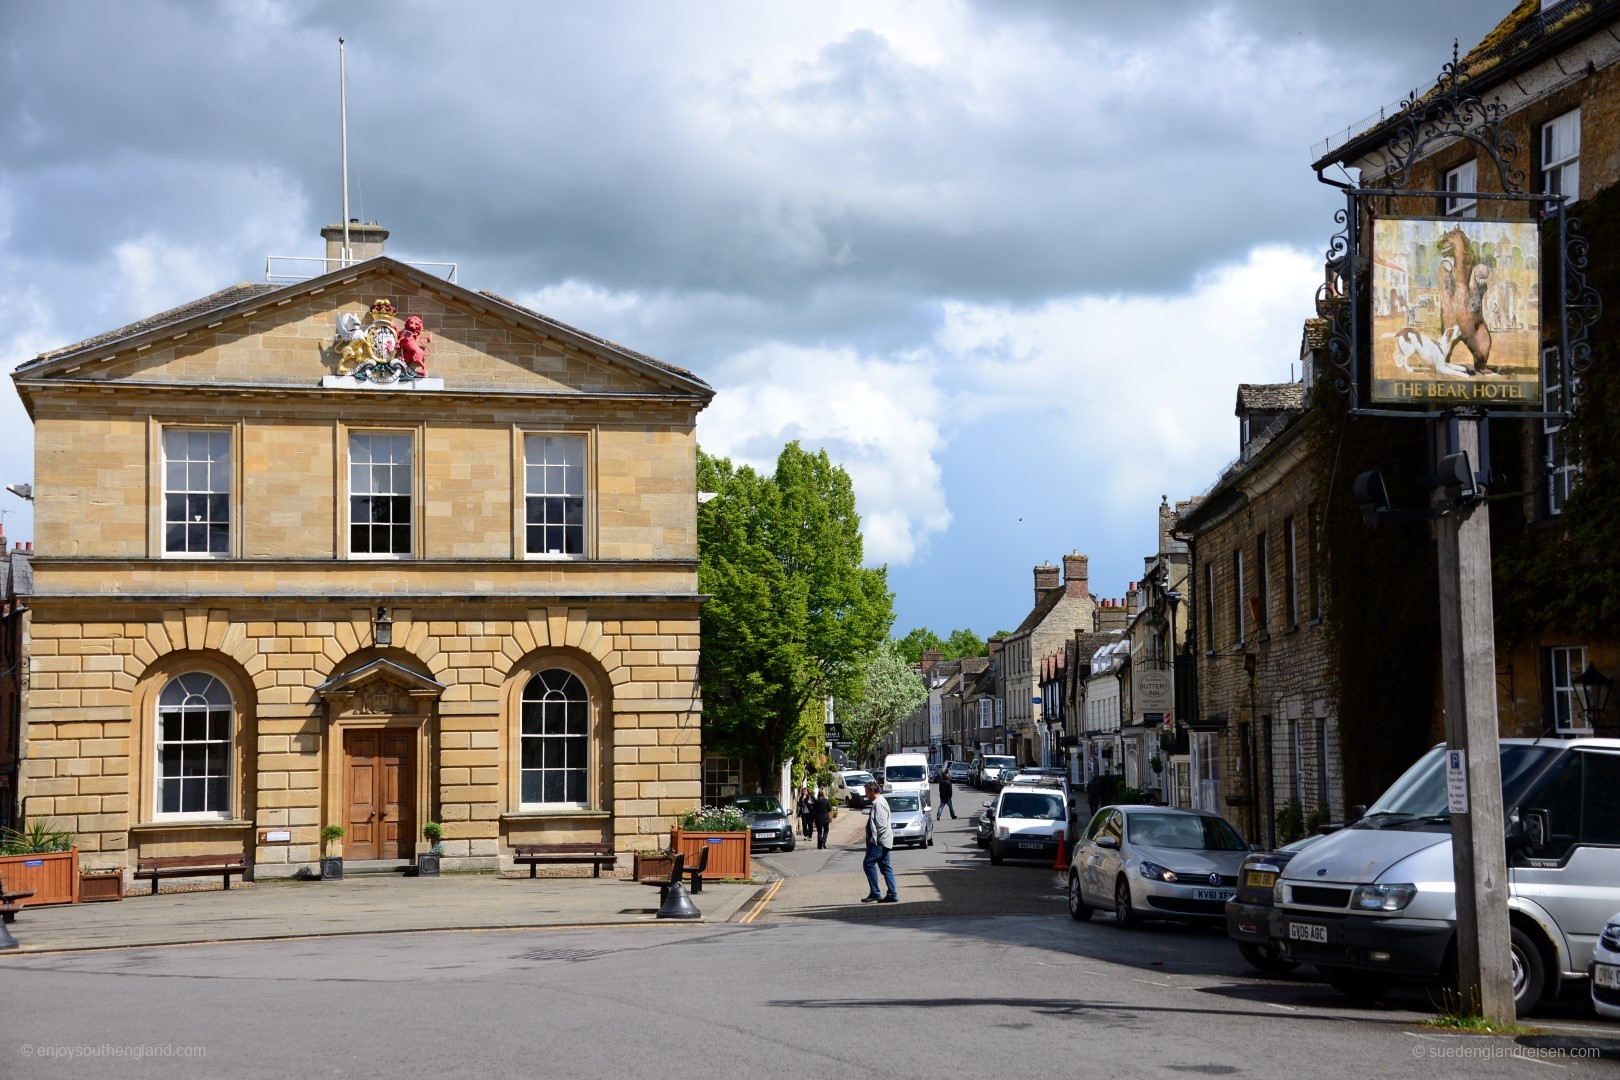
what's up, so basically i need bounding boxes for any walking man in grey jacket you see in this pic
[861,781,899,903]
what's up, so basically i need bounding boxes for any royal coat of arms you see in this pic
[333,299,430,382]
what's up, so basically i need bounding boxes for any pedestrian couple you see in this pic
[861,781,899,904]
[796,785,832,849]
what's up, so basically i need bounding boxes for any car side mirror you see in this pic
[1349,804,1367,822]
[1513,807,1551,850]
[1249,842,1261,851]
[1095,834,1118,849]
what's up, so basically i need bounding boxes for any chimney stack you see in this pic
[987,636,1004,660]
[919,648,944,672]
[321,221,389,270]
[1034,561,1060,603]
[1063,551,1089,598]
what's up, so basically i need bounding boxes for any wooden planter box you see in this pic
[0,847,80,906]
[632,852,679,882]
[670,829,750,880]
[79,870,124,902]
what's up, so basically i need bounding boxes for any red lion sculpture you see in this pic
[398,315,431,377]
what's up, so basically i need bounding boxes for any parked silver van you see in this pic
[1272,737,1620,1014]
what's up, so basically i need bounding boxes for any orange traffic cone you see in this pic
[1053,832,1069,873]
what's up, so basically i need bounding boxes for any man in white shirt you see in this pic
[861,781,899,903]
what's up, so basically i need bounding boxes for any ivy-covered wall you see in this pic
[1494,180,1620,645]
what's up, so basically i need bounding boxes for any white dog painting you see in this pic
[1384,325,1470,377]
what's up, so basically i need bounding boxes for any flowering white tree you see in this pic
[837,640,927,763]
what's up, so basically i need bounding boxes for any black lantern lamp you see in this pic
[374,606,393,647]
[1575,663,1613,732]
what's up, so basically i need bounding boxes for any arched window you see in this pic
[156,673,232,817]
[520,669,589,807]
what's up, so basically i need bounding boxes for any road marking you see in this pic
[739,879,784,924]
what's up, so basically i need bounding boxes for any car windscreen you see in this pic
[734,796,783,815]
[1361,744,1562,825]
[886,795,920,812]
[844,773,873,786]
[1127,812,1247,851]
[982,757,1015,771]
[998,792,1065,820]
[886,766,926,782]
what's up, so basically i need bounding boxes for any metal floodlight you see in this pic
[4,483,31,501]
[1352,469,1390,527]
[1437,450,1482,508]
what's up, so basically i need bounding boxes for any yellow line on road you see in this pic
[739,878,783,924]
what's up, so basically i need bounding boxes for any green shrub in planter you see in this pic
[320,825,345,881]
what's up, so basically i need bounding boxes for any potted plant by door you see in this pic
[320,825,345,881]
[417,822,444,877]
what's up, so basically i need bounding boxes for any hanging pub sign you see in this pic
[1369,217,1541,406]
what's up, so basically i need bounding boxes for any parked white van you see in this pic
[883,753,931,809]
[1273,737,1620,1015]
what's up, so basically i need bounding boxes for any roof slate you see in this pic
[1236,383,1305,413]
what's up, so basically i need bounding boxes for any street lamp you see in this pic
[1575,663,1613,732]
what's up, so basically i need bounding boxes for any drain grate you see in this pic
[510,948,608,962]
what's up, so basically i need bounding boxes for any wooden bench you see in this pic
[680,844,709,894]
[133,854,250,896]
[0,878,34,924]
[511,843,617,878]
[637,853,686,904]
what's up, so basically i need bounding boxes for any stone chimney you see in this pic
[987,636,1004,660]
[1094,600,1128,632]
[919,648,944,672]
[1063,551,1089,598]
[321,221,389,270]
[1034,562,1060,604]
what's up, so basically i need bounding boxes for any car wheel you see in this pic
[1238,942,1298,973]
[1510,926,1547,1016]
[1113,876,1139,929]
[989,841,1004,866]
[784,837,796,853]
[1068,870,1093,921]
[1317,966,1393,1002]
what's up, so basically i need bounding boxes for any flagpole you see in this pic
[340,37,350,266]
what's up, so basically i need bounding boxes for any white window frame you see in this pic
[519,668,592,809]
[154,672,233,821]
[1542,108,1580,205]
[1284,517,1299,627]
[523,432,589,559]
[1548,645,1591,735]
[161,427,232,558]
[978,699,993,729]
[347,430,415,558]
[1445,160,1478,218]
[1542,347,1581,517]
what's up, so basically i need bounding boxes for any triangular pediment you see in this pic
[14,258,711,406]
[315,658,447,703]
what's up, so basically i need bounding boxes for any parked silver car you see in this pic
[1069,805,1249,928]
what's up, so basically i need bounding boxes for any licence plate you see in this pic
[1288,921,1329,943]
[1018,842,1044,850]
[1194,889,1235,902]
[1245,870,1276,889]
[756,831,776,839]
[1597,963,1620,990]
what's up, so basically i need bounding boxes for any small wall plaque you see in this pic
[259,829,293,844]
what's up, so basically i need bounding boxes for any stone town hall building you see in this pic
[9,225,712,881]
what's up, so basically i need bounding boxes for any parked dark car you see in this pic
[1224,835,1323,971]
[729,793,796,853]
[974,799,995,848]
[928,763,942,783]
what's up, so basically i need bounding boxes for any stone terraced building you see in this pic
[9,225,713,882]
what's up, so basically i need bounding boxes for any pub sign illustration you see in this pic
[1369,217,1541,405]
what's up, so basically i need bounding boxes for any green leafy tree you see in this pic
[698,442,894,785]
[895,627,945,664]
[944,628,987,659]
[837,640,929,762]
[896,626,987,663]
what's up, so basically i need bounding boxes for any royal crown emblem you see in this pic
[332,299,429,383]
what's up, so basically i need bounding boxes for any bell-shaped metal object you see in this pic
[656,880,702,920]
[0,916,18,951]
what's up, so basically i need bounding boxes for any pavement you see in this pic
[0,805,877,955]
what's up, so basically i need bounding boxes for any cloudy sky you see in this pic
[0,0,1509,638]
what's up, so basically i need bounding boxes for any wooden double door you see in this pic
[343,729,414,861]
